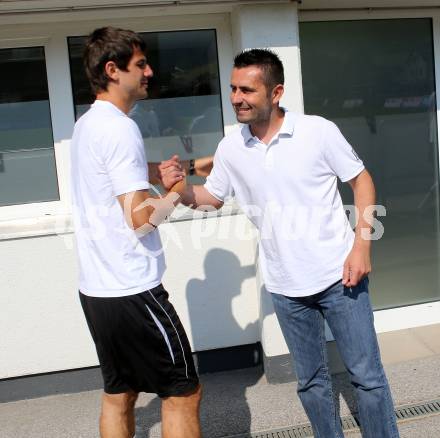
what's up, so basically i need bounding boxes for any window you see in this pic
[0,46,59,207]
[300,18,440,309]
[68,29,223,178]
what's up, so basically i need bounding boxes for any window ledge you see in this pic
[0,214,73,241]
[0,203,241,241]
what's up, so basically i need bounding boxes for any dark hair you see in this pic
[83,26,146,94]
[233,48,284,90]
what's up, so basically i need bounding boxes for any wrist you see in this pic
[168,178,186,197]
[353,238,371,250]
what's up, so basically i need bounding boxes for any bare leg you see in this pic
[161,384,202,438]
[100,391,139,438]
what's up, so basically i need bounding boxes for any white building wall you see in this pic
[0,215,259,378]
[0,235,87,378]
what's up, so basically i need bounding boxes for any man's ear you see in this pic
[104,60,119,81]
[272,84,284,105]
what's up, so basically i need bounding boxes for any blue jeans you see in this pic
[271,278,399,438]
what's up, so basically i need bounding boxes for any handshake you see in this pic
[150,155,213,191]
[128,154,215,234]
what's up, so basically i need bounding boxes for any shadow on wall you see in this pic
[187,248,260,437]
[186,248,257,352]
[135,248,266,437]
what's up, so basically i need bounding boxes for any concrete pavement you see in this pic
[1,353,440,437]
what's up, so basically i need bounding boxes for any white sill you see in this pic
[0,202,241,241]
[0,214,73,240]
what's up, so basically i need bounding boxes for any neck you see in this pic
[250,107,285,144]
[96,90,134,115]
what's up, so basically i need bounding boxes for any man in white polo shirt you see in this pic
[170,49,400,437]
[70,27,201,438]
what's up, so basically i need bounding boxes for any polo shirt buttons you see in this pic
[264,147,275,171]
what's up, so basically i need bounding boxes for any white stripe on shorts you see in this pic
[145,304,175,364]
[147,289,189,379]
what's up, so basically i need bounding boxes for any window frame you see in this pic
[0,37,68,220]
[298,8,440,320]
[0,13,238,237]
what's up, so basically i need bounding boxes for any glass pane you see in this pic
[0,46,59,206]
[300,18,440,309]
[68,30,223,182]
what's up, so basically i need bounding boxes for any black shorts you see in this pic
[79,284,199,397]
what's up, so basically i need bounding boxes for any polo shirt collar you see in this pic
[278,110,295,136]
[242,109,295,145]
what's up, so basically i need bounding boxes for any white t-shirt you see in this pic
[205,111,365,297]
[70,100,166,298]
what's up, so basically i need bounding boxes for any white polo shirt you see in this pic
[71,100,165,298]
[205,111,365,297]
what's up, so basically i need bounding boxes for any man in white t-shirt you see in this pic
[70,27,201,438]
[162,49,400,437]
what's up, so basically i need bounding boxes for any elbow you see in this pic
[126,212,156,234]
[132,217,157,237]
[125,213,141,230]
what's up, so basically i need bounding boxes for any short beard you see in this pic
[252,106,272,125]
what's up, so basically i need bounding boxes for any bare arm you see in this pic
[182,156,213,178]
[342,169,375,287]
[180,184,223,210]
[117,179,186,235]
